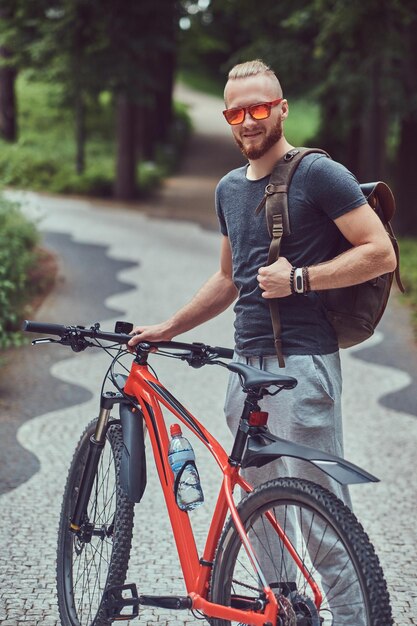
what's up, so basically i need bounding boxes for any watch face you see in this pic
[295,269,303,293]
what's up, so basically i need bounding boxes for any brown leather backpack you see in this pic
[257,148,404,367]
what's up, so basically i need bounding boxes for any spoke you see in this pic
[70,447,117,625]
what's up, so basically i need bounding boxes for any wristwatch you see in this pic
[294,267,304,294]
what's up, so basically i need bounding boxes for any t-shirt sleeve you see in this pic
[215,182,228,236]
[304,155,366,220]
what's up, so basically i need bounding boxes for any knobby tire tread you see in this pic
[210,477,392,626]
[56,419,135,626]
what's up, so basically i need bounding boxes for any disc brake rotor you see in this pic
[288,591,321,626]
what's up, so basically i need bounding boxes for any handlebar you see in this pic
[23,320,234,362]
[23,320,133,344]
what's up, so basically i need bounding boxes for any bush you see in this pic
[0,196,42,348]
[398,238,417,334]
[0,74,192,199]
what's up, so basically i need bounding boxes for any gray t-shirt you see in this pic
[216,153,366,356]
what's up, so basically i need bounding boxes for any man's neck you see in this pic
[246,138,294,180]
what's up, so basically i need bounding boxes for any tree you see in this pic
[180,0,417,233]
[0,40,17,142]
[0,3,19,142]
[392,2,417,234]
[2,0,180,198]
[97,0,179,198]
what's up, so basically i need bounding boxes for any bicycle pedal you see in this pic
[103,583,140,621]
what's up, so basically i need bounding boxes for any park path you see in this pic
[0,84,416,626]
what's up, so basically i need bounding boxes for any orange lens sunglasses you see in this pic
[223,98,283,125]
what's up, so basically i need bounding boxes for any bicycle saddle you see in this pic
[227,362,297,391]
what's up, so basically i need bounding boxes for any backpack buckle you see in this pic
[284,149,300,161]
[272,214,283,238]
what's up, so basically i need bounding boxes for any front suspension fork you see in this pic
[70,391,124,531]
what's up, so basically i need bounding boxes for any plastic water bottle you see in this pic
[168,424,204,511]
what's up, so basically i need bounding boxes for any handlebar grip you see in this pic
[23,320,67,336]
[212,346,234,359]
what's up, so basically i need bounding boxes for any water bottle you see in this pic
[168,424,204,511]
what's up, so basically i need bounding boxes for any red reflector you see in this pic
[248,411,269,426]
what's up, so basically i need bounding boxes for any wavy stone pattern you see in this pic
[0,191,415,625]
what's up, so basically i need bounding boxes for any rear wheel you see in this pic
[57,419,135,626]
[210,478,392,626]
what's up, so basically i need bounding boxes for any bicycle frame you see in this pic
[76,356,320,624]
[23,321,394,626]
[124,360,278,623]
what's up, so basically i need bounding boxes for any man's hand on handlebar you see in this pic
[128,323,175,348]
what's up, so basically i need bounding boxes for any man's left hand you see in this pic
[257,257,293,298]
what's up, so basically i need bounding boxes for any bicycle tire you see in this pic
[57,419,135,626]
[210,477,392,626]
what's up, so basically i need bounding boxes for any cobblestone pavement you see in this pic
[1,84,416,625]
[0,192,416,626]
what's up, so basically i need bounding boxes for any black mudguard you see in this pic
[243,430,378,485]
[119,402,147,502]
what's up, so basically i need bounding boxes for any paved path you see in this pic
[0,85,416,625]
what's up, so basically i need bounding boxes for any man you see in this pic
[129,59,395,505]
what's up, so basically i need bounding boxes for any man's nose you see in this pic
[242,110,257,126]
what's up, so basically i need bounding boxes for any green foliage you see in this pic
[1,0,181,197]
[284,100,320,147]
[179,0,320,97]
[398,238,417,334]
[0,74,191,197]
[0,196,40,348]
[179,0,417,232]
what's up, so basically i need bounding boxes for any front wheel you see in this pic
[57,419,135,626]
[210,478,392,626]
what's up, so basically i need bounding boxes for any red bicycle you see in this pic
[24,319,392,626]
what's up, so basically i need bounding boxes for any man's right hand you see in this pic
[128,323,174,348]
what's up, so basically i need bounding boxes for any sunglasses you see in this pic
[223,98,283,125]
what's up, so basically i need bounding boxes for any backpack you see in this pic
[258,147,405,367]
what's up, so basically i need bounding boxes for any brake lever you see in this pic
[31,337,61,345]
[32,334,94,352]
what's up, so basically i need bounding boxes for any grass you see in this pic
[398,238,417,336]
[0,74,114,195]
[0,73,189,197]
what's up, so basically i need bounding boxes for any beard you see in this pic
[234,118,283,160]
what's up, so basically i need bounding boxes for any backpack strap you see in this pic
[360,181,405,294]
[259,148,330,367]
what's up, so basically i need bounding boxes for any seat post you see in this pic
[228,390,262,466]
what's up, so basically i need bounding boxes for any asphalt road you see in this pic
[0,84,416,625]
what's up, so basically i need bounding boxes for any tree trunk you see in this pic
[0,3,17,143]
[138,0,177,161]
[393,9,417,236]
[394,112,417,236]
[75,91,85,174]
[358,58,388,183]
[114,95,137,200]
[0,48,17,142]
[153,45,176,146]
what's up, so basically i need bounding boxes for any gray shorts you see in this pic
[224,352,352,508]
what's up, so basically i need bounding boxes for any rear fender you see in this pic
[242,431,378,485]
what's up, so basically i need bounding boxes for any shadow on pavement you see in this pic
[349,293,417,418]
[0,232,138,495]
